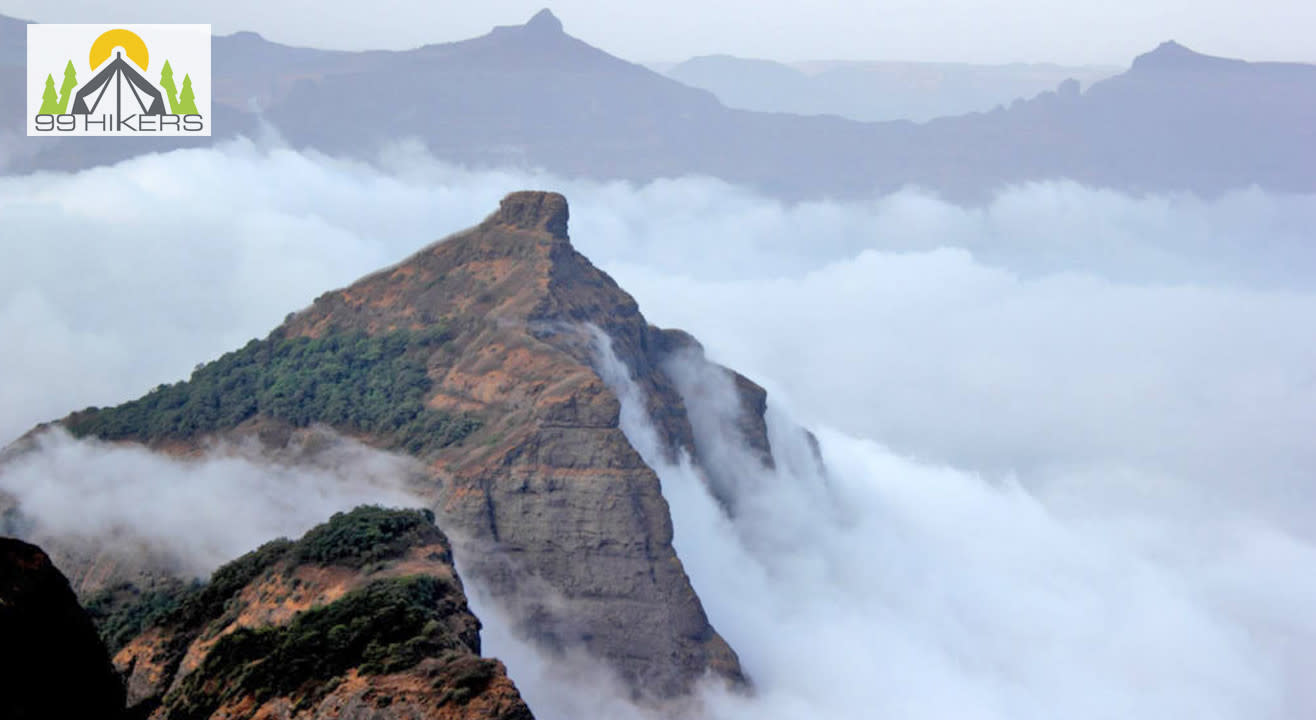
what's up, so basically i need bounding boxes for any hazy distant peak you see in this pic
[1138,40,1200,63]
[222,30,267,43]
[488,7,567,43]
[525,8,565,35]
[1131,40,1243,72]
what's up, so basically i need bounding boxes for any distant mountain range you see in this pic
[3,10,1314,201]
[658,54,1119,122]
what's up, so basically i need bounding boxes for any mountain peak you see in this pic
[488,190,570,239]
[225,30,266,42]
[34,191,762,699]
[525,8,564,34]
[1131,40,1241,72]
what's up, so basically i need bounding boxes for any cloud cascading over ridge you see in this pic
[505,328,1315,720]
[1,142,1313,718]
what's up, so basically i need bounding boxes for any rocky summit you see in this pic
[272,190,774,697]
[16,191,797,700]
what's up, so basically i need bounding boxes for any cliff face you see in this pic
[274,191,763,697]
[107,506,533,720]
[24,191,782,699]
[0,537,127,720]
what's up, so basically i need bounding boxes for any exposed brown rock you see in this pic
[489,190,570,240]
[232,661,533,720]
[12,191,782,700]
[112,508,534,720]
[275,191,762,697]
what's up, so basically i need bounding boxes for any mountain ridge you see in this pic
[2,190,787,700]
[3,10,1312,200]
[1127,39,1312,73]
[99,506,535,720]
[663,52,1119,122]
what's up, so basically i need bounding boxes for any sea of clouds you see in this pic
[1,140,1313,718]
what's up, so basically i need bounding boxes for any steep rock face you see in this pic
[0,537,127,719]
[19,191,780,699]
[106,507,533,720]
[275,191,761,697]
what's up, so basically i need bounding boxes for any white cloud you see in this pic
[529,329,1315,720]
[1,143,1313,718]
[606,250,1316,528]
[0,428,426,575]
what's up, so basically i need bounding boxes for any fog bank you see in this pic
[1,144,1312,718]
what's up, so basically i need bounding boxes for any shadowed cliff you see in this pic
[0,537,127,719]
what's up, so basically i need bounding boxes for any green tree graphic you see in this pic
[178,73,199,114]
[55,60,77,113]
[37,74,59,114]
[160,60,180,113]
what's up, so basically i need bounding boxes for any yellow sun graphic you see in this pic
[89,28,149,71]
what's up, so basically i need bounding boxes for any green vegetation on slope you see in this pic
[293,506,442,569]
[100,507,447,706]
[84,537,300,660]
[117,537,301,693]
[83,580,199,655]
[65,327,478,455]
[166,575,467,720]
[171,538,296,631]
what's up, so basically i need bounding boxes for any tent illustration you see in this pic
[70,51,165,117]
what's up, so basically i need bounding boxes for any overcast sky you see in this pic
[3,0,1314,65]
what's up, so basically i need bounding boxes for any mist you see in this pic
[452,328,1313,720]
[5,141,1315,452]
[608,251,1316,529]
[0,428,427,576]
[1,142,1313,717]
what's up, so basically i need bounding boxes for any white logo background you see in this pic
[27,24,211,137]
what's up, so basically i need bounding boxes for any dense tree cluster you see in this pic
[66,327,478,455]
[292,506,441,569]
[83,580,198,655]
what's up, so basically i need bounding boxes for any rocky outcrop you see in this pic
[108,506,533,720]
[0,537,127,720]
[17,191,784,699]
[276,191,764,697]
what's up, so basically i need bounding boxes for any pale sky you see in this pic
[3,0,1314,66]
